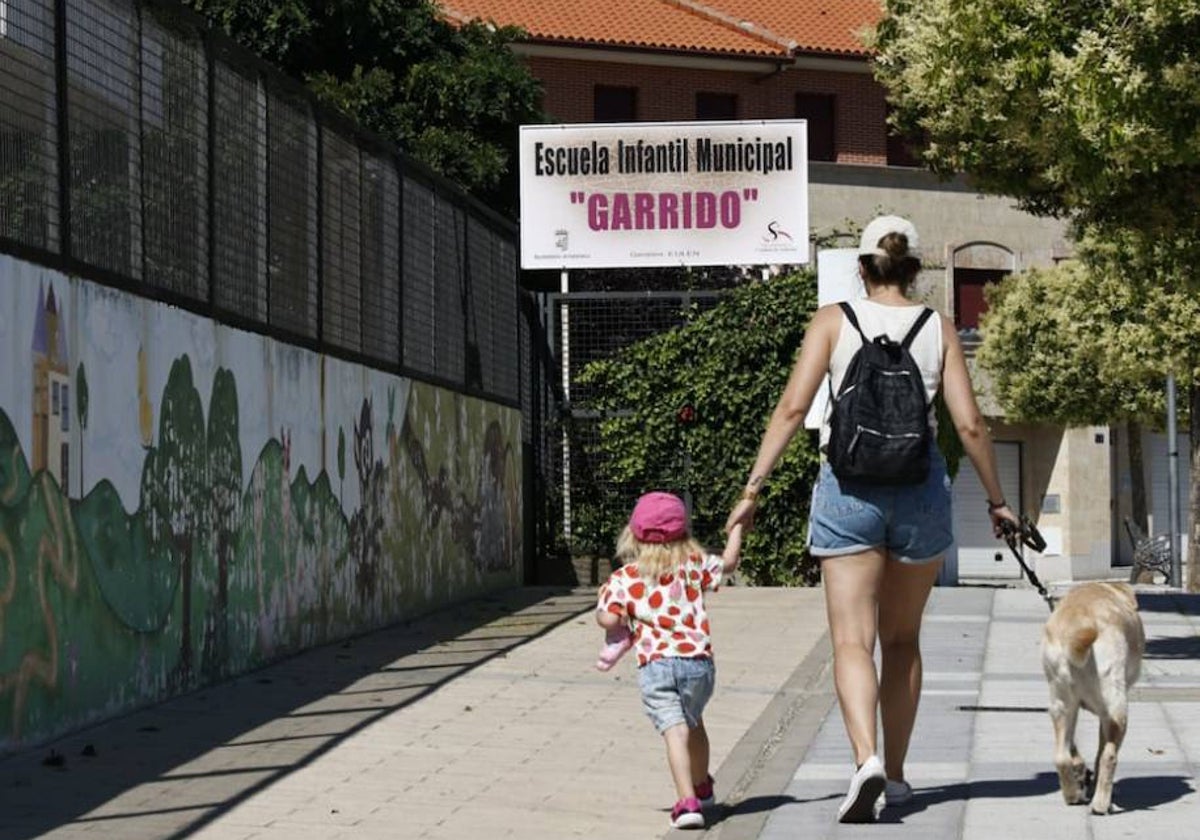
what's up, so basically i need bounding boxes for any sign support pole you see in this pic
[560,269,572,547]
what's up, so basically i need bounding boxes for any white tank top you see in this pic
[819,300,944,450]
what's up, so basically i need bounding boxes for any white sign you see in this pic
[804,248,864,429]
[519,120,809,269]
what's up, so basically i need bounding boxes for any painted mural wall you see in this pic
[0,254,522,751]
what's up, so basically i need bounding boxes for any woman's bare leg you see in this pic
[878,557,942,782]
[821,549,888,766]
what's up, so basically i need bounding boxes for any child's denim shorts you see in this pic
[808,448,954,564]
[638,656,715,733]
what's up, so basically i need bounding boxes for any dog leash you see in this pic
[998,516,1054,611]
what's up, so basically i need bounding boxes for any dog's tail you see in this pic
[1067,623,1099,667]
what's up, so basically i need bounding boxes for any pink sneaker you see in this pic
[670,797,705,829]
[595,626,633,671]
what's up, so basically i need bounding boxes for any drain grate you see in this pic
[956,704,1049,713]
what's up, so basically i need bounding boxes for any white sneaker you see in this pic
[837,755,886,823]
[885,778,913,806]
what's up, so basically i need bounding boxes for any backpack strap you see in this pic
[838,302,868,344]
[900,307,935,350]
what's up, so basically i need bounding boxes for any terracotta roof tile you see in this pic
[440,1,880,58]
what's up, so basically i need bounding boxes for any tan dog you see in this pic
[1041,581,1145,814]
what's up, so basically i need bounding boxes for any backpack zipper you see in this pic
[848,424,923,453]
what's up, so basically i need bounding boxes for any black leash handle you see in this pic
[998,516,1053,610]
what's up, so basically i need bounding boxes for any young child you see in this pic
[595,491,743,830]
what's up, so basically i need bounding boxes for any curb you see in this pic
[666,630,836,839]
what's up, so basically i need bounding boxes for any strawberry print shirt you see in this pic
[598,553,724,666]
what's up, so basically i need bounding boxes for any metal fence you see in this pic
[545,290,725,558]
[0,0,521,406]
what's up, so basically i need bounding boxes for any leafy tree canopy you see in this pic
[186,0,545,213]
[871,1,1200,239]
[978,227,1197,426]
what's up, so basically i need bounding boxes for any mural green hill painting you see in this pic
[0,356,520,748]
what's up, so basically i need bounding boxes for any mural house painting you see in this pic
[31,284,71,490]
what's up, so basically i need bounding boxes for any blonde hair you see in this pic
[615,525,704,580]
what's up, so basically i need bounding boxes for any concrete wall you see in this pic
[0,254,522,751]
[994,422,1114,582]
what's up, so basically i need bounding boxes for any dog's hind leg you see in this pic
[1049,694,1088,805]
[1090,634,1131,814]
[1090,706,1127,814]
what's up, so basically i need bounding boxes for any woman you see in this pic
[725,215,1019,823]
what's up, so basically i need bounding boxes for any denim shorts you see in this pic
[808,448,954,564]
[638,657,715,733]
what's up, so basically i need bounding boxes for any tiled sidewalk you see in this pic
[741,587,1200,840]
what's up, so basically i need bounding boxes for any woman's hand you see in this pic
[725,497,758,533]
[989,502,1020,538]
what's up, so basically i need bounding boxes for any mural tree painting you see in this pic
[75,362,88,497]
[140,357,207,684]
[203,369,241,680]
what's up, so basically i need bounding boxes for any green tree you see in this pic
[871,0,1200,237]
[185,0,544,213]
[977,261,1156,537]
[979,240,1198,585]
[872,0,1200,589]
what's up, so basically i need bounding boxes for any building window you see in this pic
[594,86,637,122]
[886,105,926,167]
[695,92,737,120]
[795,94,835,162]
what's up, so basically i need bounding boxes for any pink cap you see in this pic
[629,492,689,543]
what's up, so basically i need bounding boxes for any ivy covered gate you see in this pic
[528,289,726,584]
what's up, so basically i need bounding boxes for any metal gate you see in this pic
[525,290,726,581]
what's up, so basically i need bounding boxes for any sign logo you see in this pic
[555,229,569,251]
[764,220,793,243]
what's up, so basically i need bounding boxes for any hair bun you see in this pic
[880,232,909,260]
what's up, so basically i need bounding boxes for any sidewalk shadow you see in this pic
[0,586,589,840]
[878,772,1194,821]
[1109,775,1196,811]
[1144,635,1200,659]
[876,773,1059,822]
[713,793,803,820]
[1135,591,1200,615]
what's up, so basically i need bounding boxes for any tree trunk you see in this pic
[179,533,193,679]
[1127,421,1149,534]
[1188,384,1199,593]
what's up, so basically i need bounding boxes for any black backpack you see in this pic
[827,302,935,485]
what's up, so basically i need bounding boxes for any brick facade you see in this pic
[526,56,888,165]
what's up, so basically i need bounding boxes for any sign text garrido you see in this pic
[519,121,809,269]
